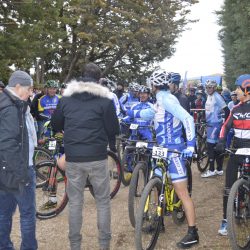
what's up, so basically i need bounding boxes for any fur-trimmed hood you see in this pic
[63,80,113,101]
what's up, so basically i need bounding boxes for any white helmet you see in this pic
[205,80,217,88]
[148,69,171,87]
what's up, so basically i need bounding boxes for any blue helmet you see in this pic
[235,74,250,89]
[170,72,181,84]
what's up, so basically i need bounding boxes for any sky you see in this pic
[159,0,225,79]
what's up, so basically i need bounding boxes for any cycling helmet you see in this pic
[139,85,150,94]
[205,80,217,88]
[230,91,237,96]
[148,69,171,87]
[170,72,181,84]
[100,78,117,91]
[46,80,59,88]
[217,85,223,91]
[128,82,140,92]
[235,74,250,89]
[196,90,203,95]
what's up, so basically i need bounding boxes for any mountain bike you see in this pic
[192,121,209,172]
[226,148,250,250]
[119,122,155,186]
[36,149,121,219]
[127,140,157,228]
[135,147,192,250]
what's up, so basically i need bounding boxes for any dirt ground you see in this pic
[11,162,232,250]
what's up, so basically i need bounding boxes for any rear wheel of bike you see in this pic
[128,161,147,228]
[196,136,209,173]
[121,148,134,186]
[87,150,122,199]
[33,147,52,165]
[135,178,163,250]
[227,178,250,250]
[36,160,68,220]
[172,160,192,225]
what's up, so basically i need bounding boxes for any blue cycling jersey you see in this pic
[123,101,154,140]
[38,94,61,119]
[205,92,226,124]
[119,92,139,114]
[138,90,196,149]
[111,92,121,116]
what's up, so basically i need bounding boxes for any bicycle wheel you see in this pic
[87,150,122,199]
[172,160,192,225]
[121,147,134,186]
[33,147,52,165]
[36,161,68,220]
[128,161,147,228]
[107,150,122,199]
[135,178,163,250]
[227,178,250,250]
[196,136,209,173]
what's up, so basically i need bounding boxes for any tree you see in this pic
[217,0,250,89]
[0,0,198,84]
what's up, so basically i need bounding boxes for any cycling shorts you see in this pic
[207,123,222,143]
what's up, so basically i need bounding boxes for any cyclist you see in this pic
[201,80,230,178]
[122,85,154,141]
[38,80,61,138]
[139,69,198,248]
[216,74,250,236]
[119,82,140,116]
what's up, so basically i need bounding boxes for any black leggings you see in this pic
[222,154,244,219]
[207,142,224,171]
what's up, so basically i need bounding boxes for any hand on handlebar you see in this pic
[181,147,194,159]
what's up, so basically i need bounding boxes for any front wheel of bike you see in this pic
[196,138,209,173]
[135,178,163,250]
[121,148,134,186]
[227,178,250,250]
[128,161,147,228]
[36,160,68,220]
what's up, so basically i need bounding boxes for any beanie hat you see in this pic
[8,70,33,87]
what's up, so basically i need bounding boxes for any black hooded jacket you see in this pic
[0,89,30,192]
[51,79,120,162]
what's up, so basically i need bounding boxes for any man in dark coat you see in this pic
[0,70,38,249]
[51,63,119,250]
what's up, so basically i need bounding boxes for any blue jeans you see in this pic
[0,166,38,250]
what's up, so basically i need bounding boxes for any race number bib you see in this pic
[235,148,250,156]
[130,123,139,130]
[136,141,148,148]
[152,146,168,159]
[48,139,57,150]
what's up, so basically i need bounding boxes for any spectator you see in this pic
[188,87,196,110]
[114,81,124,99]
[169,72,190,113]
[0,70,38,249]
[51,63,119,250]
